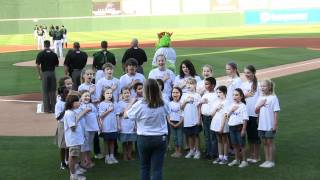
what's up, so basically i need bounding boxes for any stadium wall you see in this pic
[0,13,244,35]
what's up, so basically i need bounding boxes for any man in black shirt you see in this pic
[122,38,147,74]
[36,40,59,113]
[92,41,116,82]
[64,42,88,90]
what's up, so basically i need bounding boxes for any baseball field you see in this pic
[0,2,320,179]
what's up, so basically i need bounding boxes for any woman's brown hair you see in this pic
[143,79,164,108]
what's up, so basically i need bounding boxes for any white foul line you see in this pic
[0,99,41,103]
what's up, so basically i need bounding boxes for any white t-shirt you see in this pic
[95,77,120,102]
[201,91,218,116]
[241,81,260,117]
[226,102,249,126]
[152,47,176,66]
[98,101,118,133]
[63,110,85,147]
[168,101,182,122]
[79,103,99,132]
[256,95,280,131]
[118,100,136,134]
[127,100,169,136]
[55,99,65,122]
[78,83,99,102]
[148,68,175,97]
[181,92,201,127]
[210,100,229,133]
[119,73,145,97]
[174,75,202,93]
[226,77,242,105]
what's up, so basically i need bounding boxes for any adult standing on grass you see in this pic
[126,79,169,180]
[92,41,116,83]
[36,40,59,113]
[53,26,64,58]
[64,42,88,90]
[122,38,148,74]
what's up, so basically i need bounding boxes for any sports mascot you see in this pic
[152,32,177,72]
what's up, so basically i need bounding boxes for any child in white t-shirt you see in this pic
[119,58,145,98]
[64,93,90,180]
[78,90,100,168]
[117,87,137,160]
[148,54,175,99]
[211,86,229,165]
[241,65,261,163]
[98,87,119,165]
[78,69,99,103]
[225,62,242,105]
[96,63,120,102]
[255,80,280,168]
[181,78,202,159]
[199,77,218,159]
[225,88,249,168]
[168,87,184,158]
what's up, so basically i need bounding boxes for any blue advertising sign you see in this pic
[245,9,320,24]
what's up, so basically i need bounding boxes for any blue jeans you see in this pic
[137,135,167,180]
[202,115,218,157]
[170,122,183,146]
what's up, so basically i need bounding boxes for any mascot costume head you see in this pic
[152,32,176,72]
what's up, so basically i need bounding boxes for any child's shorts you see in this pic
[119,133,137,143]
[258,130,276,139]
[229,124,246,147]
[69,145,81,157]
[55,121,66,148]
[102,132,118,141]
[81,131,96,152]
[184,125,201,137]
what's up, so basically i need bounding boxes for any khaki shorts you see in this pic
[55,121,66,148]
[69,145,81,157]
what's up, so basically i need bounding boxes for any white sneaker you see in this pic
[94,154,104,160]
[219,159,228,165]
[259,161,270,168]
[75,167,87,175]
[185,149,195,159]
[110,156,119,164]
[261,161,275,168]
[228,160,240,166]
[70,174,86,180]
[105,155,112,164]
[212,158,222,164]
[193,150,201,159]
[238,161,249,168]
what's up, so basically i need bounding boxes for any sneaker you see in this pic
[185,149,195,159]
[70,174,86,180]
[94,154,104,160]
[75,166,87,175]
[228,160,240,166]
[105,155,112,164]
[261,161,275,168]
[193,150,201,159]
[170,152,177,158]
[259,161,270,168]
[60,162,67,170]
[239,161,249,168]
[219,159,228,165]
[110,156,119,164]
[212,158,222,164]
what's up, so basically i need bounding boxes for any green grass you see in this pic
[1,70,320,180]
[1,25,320,46]
[0,47,320,96]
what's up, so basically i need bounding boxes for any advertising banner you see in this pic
[92,0,122,16]
[245,9,320,24]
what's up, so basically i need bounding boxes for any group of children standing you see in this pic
[55,54,280,180]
